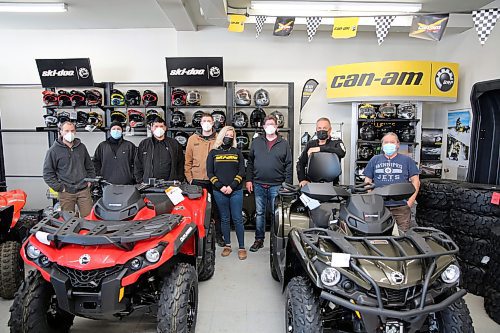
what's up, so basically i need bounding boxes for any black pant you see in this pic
[191,179,222,237]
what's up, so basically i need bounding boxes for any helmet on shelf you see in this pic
[191,110,205,128]
[174,131,190,148]
[235,89,251,106]
[171,88,187,106]
[377,123,395,140]
[358,103,376,119]
[211,110,226,130]
[42,90,58,106]
[236,131,250,150]
[57,90,71,107]
[170,110,187,128]
[397,102,416,119]
[142,90,158,107]
[57,111,71,124]
[43,114,58,127]
[186,90,201,106]
[359,123,376,141]
[270,110,285,128]
[146,109,163,125]
[378,102,397,119]
[125,90,141,106]
[84,89,102,106]
[86,111,103,131]
[110,110,127,127]
[398,125,416,142]
[358,144,375,160]
[254,89,270,106]
[232,111,248,128]
[128,109,145,128]
[250,108,266,128]
[110,89,125,106]
[70,90,86,107]
[76,111,89,128]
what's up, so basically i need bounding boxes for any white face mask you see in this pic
[63,132,75,143]
[264,125,276,135]
[153,128,165,138]
[201,122,213,132]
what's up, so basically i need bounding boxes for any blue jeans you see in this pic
[254,183,280,240]
[213,189,245,248]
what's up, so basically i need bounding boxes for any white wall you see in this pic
[0,17,499,208]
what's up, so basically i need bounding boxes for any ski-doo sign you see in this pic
[36,58,94,87]
[166,57,224,86]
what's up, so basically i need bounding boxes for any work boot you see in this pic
[238,249,247,260]
[216,234,225,247]
[221,246,232,257]
[249,239,264,252]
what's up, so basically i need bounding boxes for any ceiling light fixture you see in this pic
[0,2,67,13]
[250,1,422,14]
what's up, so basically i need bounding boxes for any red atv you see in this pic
[9,178,215,332]
[0,189,37,299]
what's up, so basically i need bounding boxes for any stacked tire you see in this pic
[484,226,500,324]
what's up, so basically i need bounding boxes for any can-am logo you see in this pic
[170,68,205,76]
[41,69,75,77]
[79,254,91,265]
[435,67,454,92]
[331,71,423,88]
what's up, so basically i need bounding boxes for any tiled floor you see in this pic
[1,232,498,332]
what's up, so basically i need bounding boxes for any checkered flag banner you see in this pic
[375,15,396,45]
[255,15,267,38]
[472,8,500,45]
[306,17,322,42]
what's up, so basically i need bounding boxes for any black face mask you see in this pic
[222,136,233,148]
[317,130,329,140]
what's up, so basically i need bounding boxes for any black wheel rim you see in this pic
[286,297,294,333]
[187,284,197,330]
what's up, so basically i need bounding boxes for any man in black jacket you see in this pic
[93,121,137,185]
[43,121,95,217]
[246,115,293,252]
[135,117,184,183]
[297,117,346,187]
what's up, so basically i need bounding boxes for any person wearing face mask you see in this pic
[43,121,96,217]
[245,115,292,252]
[93,121,137,185]
[297,117,346,187]
[363,132,420,232]
[134,117,184,184]
[206,126,247,260]
[184,113,224,246]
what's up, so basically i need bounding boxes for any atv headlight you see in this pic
[321,267,341,287]
[145,248,160,263]
[130,258,142,270]
[26,244,41,259]
[441,264,460,284]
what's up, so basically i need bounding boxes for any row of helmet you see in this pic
[42,89,102,107]
[359,124,416,142]
[235,89,270,107]
[44,109,104,130]
[232,109,284,128]
[170,110,226,129]
[358,102,416,120]
[173,130,251,151]
[110,89,158,107]
[171,89,203,106]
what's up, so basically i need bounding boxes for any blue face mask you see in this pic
[383,143,397,156]
[110,129,122,140]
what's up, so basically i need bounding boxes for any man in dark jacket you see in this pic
[135,117,184,183]
[93,121,136,185]
[297,117,346,187]
[43,121,96,217]
[246,115,293,252]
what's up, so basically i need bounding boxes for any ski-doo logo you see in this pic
[41,69,75,77]
[170,68,205,76]
[435,67,454,92]
[390,271,405,285]
[78,67,90,79]
[209,66,221,78]
[331,71,423,88]
[79,254,91,265]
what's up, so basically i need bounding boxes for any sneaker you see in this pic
[216,235,225,248]
[238,249,247,260]
[249,239,264,252]
[221,246,232,257]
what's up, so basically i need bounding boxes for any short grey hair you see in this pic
[59,121,76,131]
[381,132,400,143]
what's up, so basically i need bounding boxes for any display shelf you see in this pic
[358,118,420,123]
[102,105,165,109]
[43,105,103,109]
[35,126,106,132]
[169,105,226,109]
[357,140,419,146]
[168,127,199,132]
[235,127,291,132]
[233,105,289,109]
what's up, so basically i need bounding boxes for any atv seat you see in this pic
[144,193,174,215]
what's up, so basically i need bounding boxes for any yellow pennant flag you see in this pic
[332,17,359,39]
[228,14,246,33]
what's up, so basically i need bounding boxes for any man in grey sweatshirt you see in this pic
[43,121,96,217]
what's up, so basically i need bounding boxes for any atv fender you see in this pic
[0,205,14,239]
[173,222,198,256]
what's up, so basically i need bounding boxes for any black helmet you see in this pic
[57,90,71,107]
[111,89,125,106]
[44,114,58,127]
[171,88,187,106]
[250,108,266,128]
[358,144,375,160]
[192,110,204,128]
[170,110,186,128]
[42,90,58,106]
[232,111,248,128]
[142,90,158,107]
[186,90,201,106]
[128,109,145,128]
[111,111,127,127]
[254,89,270,106]
[146,109,163,125]
[270,110,285,128]
[84,89,102,106]
[76,111,89,128]
[359,124,376,141]
[70,90,86,107]
[377,123,395,140]
[211,110,226,129]
[359,103,376,119]
[397,102,416,119]
[378,102,397,119]
[399,125,416,142]
[87,111,103,129]
[57,111,71,124]
[235,89,251,106]
[174,131,190,148]
[236,131,250,150]
[125,90,141,106]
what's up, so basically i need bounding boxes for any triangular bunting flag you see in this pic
[255,15,267,38]
[306,17,322,42]
[274,17,295,36]
[228,14,247,33]
[472,8,500,45]
[375,15,396,45]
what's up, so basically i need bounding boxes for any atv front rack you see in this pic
[30,213,183,250]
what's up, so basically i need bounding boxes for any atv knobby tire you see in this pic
[415,207,450,233]
[198,221,215,281]
[484,287,500,325]
[270,229,279,282]
[8,270,74,333]
[452,233,491,267]
[458,260,487,297]
[450,210,500,239]
[435,297,475,332]
[157,262,198,333]
[417,179,461,209]
[0,241,23,299]
[285,276,323,333]
[452,183,500,217]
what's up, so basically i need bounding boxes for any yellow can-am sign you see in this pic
[327,61,458,102]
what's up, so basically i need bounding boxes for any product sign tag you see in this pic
[36,58,94,87]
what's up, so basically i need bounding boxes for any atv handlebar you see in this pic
[84,177,111,186]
